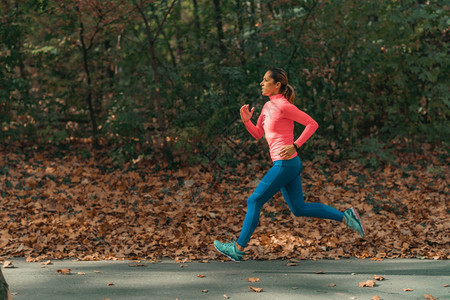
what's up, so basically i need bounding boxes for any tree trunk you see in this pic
[135,0,177,160]
[0,268,12,300]
[235,0,246,66]
[174,0,182,63]
[149,41,164,133]
[213,0,226,57]
[78,13,99,148]
[192,0,201,52]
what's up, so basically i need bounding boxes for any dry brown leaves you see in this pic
[373,275,385,281]
[359,280,377,287]
[56,268,71,275]
[2,261,14,268]
[249,286,263,293]
[0,146,448,261]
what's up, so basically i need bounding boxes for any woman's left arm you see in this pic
[284,105,319,149]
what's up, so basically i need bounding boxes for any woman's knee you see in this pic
[290,205,306,217]
[247,194,260,207]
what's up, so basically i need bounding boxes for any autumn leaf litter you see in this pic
[1,149,447,262]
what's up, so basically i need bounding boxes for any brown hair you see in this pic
[268,68,295,104]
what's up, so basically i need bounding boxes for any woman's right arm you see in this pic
[241,104,264,139]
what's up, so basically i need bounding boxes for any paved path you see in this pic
[2,258,449,300]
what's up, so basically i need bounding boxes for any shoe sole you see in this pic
[350,207,366,238]
[214,244,241,263]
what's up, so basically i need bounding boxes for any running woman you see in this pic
[214,68,366,262]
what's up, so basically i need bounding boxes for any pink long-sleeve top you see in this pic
[244,94,319,162]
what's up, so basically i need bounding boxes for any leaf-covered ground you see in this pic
[0,145,448,262]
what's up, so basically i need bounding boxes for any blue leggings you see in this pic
[237,156,344,248]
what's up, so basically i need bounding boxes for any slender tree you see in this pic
[134,0,177,156]
[235,0,246,66]
[213,0,226,57]
[53,0,130,147]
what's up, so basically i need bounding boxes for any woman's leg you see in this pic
[215,161,299,261]
[281,171,344,222]
[236,163,297,248]
[282,170,366,237]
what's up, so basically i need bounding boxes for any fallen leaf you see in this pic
[197,274,206,278]
[403,288,413,292]
[56,269,71,275]
[248,277,260,282]
[25,257,36,262]
[77,272,86,275]
[328,283,336,287]
[3,261,14,268]
[40,260,52,265]
[107,282,114,286]
[424,294,437,300]
[372,296,381,300]
[370,257,384,261]
[129,263,147,267]
[202,289,208,293]
[127,257,142,261]
[94,270,101,273]
[373,275,385,281]
[315,270,325,274]
[443,284,449,287]
[359,280,376,287]
[286,262,297,266]
[249,286,263,293]
[223,295,229,299]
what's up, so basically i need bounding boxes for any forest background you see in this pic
[0,0,448,261]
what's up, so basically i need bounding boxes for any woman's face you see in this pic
[260,71,281,96]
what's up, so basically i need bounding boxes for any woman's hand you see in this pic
[240,104,255,123]
[278,144,296,159]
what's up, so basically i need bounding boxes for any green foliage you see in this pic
[102,93,150,165]
[0,0,447,164]
[351,137,397,169]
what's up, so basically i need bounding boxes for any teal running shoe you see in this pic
[214,239,244,262]
[344,207,366,238]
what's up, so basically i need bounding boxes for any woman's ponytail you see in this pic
[284,84,295,104]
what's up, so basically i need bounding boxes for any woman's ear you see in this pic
[275,82,281,89]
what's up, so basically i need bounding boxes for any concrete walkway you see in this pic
[2,258,449,300]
